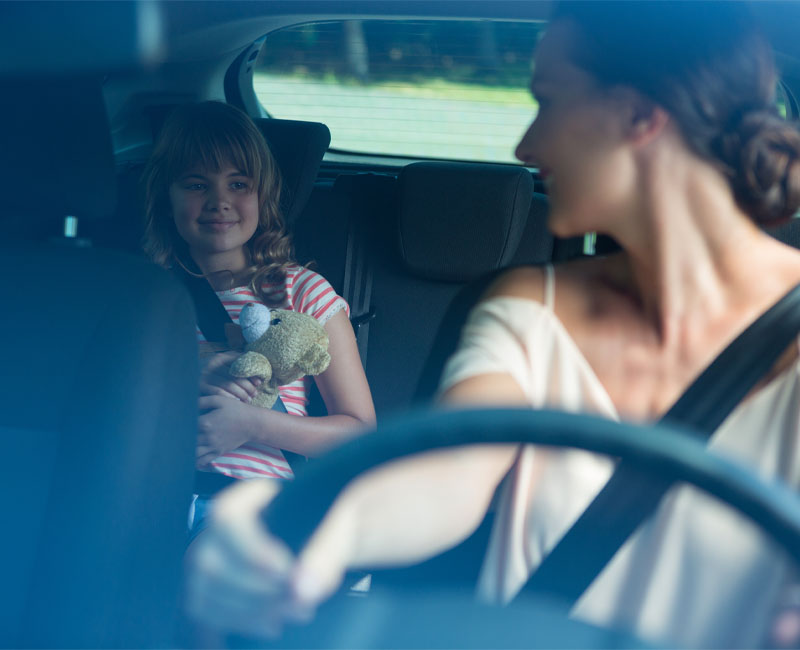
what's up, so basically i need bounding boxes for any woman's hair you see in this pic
[142,101,296,303]
[553,1,800,224]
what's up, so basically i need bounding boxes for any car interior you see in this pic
[4,0,800,647]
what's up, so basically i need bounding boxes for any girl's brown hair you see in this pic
[142,101,296,303]
[554,1,800,225]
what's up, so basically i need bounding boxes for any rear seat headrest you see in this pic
[0,77,114,223]
[254,118,331,226]
[397,162,533,282]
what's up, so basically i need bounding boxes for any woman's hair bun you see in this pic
[552,2,800,225]
[713,108,800,224]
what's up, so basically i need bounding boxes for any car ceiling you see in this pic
[4,1,800,77]
[159,0,800,65]
[4,0,800,157]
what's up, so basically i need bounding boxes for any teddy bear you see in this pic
[229,302,331,408]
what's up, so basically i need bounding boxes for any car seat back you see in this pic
[0,78,198,648]
[255,118,331,227]
[333,162,542,417]
[769,218,800,249]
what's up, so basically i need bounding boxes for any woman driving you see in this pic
[186,3,800,646]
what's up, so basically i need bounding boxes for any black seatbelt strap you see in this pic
[342,187,375,371]
[521,282,800,609]
[178,269,234,345]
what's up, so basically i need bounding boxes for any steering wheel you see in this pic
[259,408,800,648]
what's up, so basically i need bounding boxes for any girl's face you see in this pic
[169,164,260,267]
[515,20,640,238]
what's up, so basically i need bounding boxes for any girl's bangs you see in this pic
[168,119,263,182]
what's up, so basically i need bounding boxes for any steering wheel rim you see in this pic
[258,408,800,648]
[265,408,800,566]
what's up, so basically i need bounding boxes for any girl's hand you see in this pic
[200,351,262,403]
[185,479,348,638]
[196,395,258,466]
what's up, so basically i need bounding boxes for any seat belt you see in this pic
[178,268,236,345]
[520,282,800,610]
[339,177,377,371]
[174,268,302,491]
[343,206,375,370]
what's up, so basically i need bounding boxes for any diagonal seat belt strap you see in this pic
[178,268,232,345]
[521,282,800,610]
[343,209,374,369]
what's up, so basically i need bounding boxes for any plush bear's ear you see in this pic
[299,344,331,376]
[240,303,271,343]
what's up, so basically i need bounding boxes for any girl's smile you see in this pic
[198,220,240,232]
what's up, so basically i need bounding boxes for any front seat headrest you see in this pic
[0,77,115,223]
[397,161,534,282]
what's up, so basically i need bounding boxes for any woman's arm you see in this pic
[196,309,375,464]
[188,432,519,637]
[190,374,529,632]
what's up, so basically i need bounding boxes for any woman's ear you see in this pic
[625,92,670,146]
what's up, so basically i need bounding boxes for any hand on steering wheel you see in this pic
[185,479,349,639]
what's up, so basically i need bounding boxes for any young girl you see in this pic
[141,101,375,524]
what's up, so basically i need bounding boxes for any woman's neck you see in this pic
[606,149,781,349]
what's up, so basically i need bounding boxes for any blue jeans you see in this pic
[187,494,214,545]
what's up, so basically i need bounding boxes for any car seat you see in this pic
[330,162,541,418]
[0,78,198,647]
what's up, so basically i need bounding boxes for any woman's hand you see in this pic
[185,479,349,638]
[200,351,262,403]
[196,395,259,467]
[767,585,800,648]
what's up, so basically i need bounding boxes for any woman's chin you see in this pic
[547,210,590,239]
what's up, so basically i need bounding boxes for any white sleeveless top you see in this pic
[439,265,800,648]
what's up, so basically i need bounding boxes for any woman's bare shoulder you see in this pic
[483,265,549,303]
[483,258,618,306]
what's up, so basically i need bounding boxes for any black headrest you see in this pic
[254,118,331,225]
[397,162,533,282]
[0,77,115,223]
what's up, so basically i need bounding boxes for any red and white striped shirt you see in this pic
[197,265,348,480]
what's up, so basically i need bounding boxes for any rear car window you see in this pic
[253,20,544,163]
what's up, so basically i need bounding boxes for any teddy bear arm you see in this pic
[298,344,332,376]
[250,385,279,408]
[229,351,273,381]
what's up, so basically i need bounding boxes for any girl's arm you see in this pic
[196,309,375,463]
[196,265,541,463]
